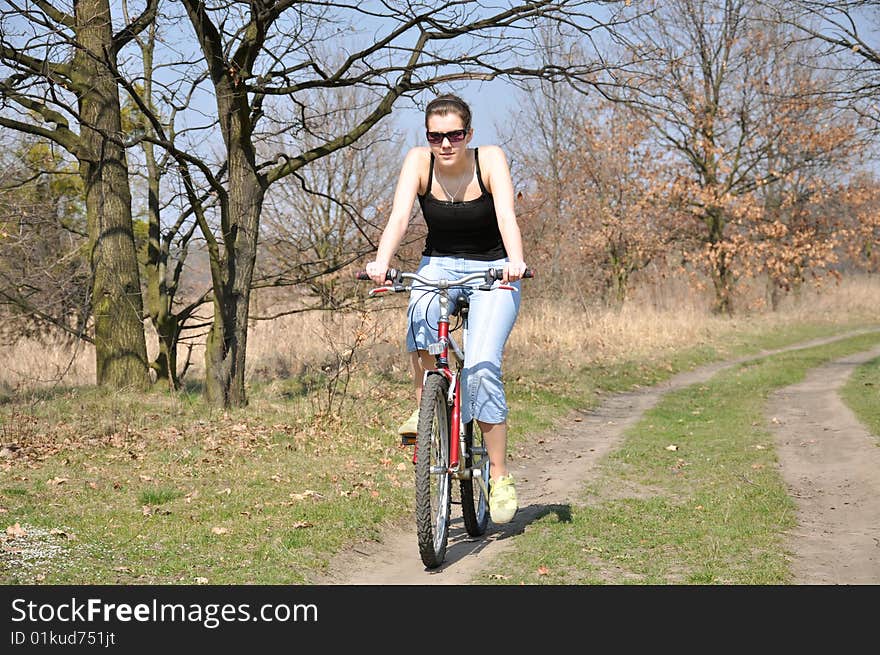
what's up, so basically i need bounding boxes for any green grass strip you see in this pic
[478,331,880,585]
[840,355,880,440]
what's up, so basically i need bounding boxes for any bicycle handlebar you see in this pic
[355,267,534,288]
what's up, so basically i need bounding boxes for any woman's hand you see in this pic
[503,261,527,283]
[365,260,390,285]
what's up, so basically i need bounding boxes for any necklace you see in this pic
[434,156,473,202]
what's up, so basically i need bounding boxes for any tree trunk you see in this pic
[614,267,628,305]
[137,17,181,390]
[710,261,734,316]
[204,157,265,407]
[149,305,181,389]
[706,207,733,316]
[767,276,783,312]
[606,246,629,306]
[75,0,149,389]
[143,157,181,388]
[142,118,184,389]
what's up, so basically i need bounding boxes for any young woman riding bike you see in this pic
[364,94,527,524]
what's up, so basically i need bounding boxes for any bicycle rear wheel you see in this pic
[415,373,452,568]
[460,419,490,536]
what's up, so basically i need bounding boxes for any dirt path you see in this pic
[316,330,880,585]
[768,345,880,584]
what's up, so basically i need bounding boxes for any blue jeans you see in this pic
[405,256,521,424]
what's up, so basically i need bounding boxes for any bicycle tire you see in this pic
[460,419,490,536]
[415,373,452,568]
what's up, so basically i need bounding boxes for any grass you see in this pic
[476,331,880,584]
[1,380,419,584]
[1,277,880,584]
[840,354,880,439]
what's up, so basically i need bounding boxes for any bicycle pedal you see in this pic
[400,434,417,446]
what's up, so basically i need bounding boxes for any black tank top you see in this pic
[418,148,507,260]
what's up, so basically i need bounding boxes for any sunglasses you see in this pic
[425,129,468,144]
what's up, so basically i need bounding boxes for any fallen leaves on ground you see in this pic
[5,523,26,538]
[289,489,323,502]
[0,409,306,469]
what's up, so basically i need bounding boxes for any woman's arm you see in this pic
[365,147,427,284]
[481,145,527,282]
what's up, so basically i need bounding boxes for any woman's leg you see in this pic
[398,350,434,435]
[410,350,436,404]
[478,419,509,480]
[461,280,521,476]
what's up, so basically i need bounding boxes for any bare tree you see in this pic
[120,1,635,407]
[119,1,212,390]
[511,91,684,306]
[608,0,863,314]
[504,28,588,291]
[777,1,880,131]
[254,86,404,316]
[0,0,157,388]
[0,139,90,344]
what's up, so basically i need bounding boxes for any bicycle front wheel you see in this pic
[415,373,452,568]
[460,420,490,536]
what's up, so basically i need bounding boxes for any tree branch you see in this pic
[0,115,79,155]
[28,0,75,29]
[112,0,160,56]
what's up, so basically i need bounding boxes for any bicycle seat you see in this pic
[451,296,470,317]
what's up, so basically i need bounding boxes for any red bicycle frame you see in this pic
[436,318,461,471]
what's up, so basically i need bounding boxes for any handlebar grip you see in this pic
[489,267,534,280]
[356,267,401,282]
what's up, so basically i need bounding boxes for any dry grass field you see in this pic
[3,274,877,395]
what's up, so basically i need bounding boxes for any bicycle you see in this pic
[357,265,532,568]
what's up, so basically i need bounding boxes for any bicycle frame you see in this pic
[365,268,517,477]
[428,291,464,473]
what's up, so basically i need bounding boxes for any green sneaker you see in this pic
[489,474,518,524]
[397,408,419,442]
